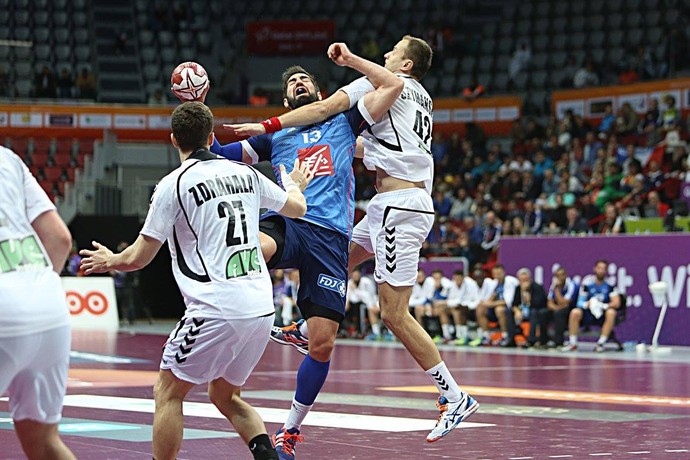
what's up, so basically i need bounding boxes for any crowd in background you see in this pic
[350,95,690,267]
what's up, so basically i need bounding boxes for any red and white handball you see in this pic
[170,62,210,102]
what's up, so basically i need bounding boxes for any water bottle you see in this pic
[576,284,588,308]
[521,304,530,320]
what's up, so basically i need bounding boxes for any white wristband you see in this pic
[281,171,300,193]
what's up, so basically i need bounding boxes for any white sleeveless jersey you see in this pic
[140,151,288,320]
[0,146,70,337]
[340,75,435,192]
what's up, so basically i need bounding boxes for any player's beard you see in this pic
[287,91,319,110]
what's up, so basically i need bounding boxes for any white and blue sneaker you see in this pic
[426,393,480,443]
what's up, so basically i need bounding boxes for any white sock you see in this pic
[457,325,468,340]
[282,299,292,325]
[299,321,309,338]
[481,329,490,339]
[569,335,578,345]
[284,399,312,431]
[441,324,451,339]
[597,335,608,345]
[371,323,381,336]
[425,361,463,401]
[501,331,508,339]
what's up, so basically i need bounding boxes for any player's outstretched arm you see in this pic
[328,43,404,121]
[79,235,163,274]
[277,159,315,219]
[210,137,255,164]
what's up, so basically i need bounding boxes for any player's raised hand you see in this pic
[328,42,355,67]
[279,158,316,192]
[79,241,114,275]
[223,122,265,137]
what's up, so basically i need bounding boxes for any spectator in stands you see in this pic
[249,87,269,106]
[666,26,689,72]
[345,268,379,339]
[597,104,616,136]
[573,58,599,88]
[517,169,541,201]
[615,102,640,136]
[546,266,577,348]
[466,122,487,154]
[56,68,74,99]
[463,215,483,245]
[172,1,191,30]
[541,168,558,196]
[431,132,448,170]
[433,189,452,217]
[563,260,621,352]
[76,67,97,100]
[562,206,589,235]
[579,194,601,229]
[508,42,531,82]
[62,239,82,276]
[434,270,480,345]
[271,269,289,326]
[453,231,479,268]
[598,202,626,234]
[523,199,543,235]
[474,264,519,347]
[646,160,665,189]
[618,61,639,85]
[642,190,669,218]
[524,117,546,140]
[506,268,547,347]
[620,160,645,193]
[34,66,57,98]
[532,150,553,178]
[661,94,681,132]
[560,55,579,88]
[479,210,501,261]
[449,187,475,220]
[641,99,662,145]
[409,269,430,329]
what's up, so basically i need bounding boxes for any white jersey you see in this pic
[409,280,428,307]
[447,276,481,309]
[0,147,69,337]
[340,75,435,192]
[422,275,452,300]
[479,278,498,302]
[141,150,288,320]
[346,275,377,308]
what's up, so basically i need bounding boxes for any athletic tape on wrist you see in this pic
[281,171,300,192]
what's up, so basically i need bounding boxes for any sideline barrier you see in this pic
[499,234,690,346]
[551,77,690,121]
[62,276,119,332]
[0,95,522,141]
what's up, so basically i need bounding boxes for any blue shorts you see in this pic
[260,215,348,322]
[581,308,606,327]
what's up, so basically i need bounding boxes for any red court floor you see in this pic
[1,324,690,459]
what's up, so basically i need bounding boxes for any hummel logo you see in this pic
[250,443,257,452]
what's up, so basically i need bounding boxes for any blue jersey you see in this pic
[242,107,369,238]
[577,277,617,307]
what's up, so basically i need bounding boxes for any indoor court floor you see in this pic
[1,322,689,459]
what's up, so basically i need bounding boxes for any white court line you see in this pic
[509,457,534,459]
[665,449,689,453]
[627,451,651,455]
[51,395,494,432]
[548,456,574,458]
[589,454,613,457]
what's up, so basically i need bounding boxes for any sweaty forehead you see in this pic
[287,73,312,84]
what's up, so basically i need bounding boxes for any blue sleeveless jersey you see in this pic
[243,107,369,238]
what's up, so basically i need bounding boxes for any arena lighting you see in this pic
[639,281,672,354]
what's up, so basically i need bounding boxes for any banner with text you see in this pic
[499,235,690,346]
[247,20,336,55]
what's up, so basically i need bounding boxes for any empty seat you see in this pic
[608,30,625,47]
[588,15,605,31]
[533,35,549,52]
[43,166,62,182]
[54,28,70,44]
[478,55,493,73]
[587,31,606,48]
[31,152,49,167]
[74,29,89,44]
[530,71,548,89]
[53,152,72,167]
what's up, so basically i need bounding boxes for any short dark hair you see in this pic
[282,65,320,99]
[453,269,465,277]
[402,35,433,80]
[171,102,214,152]
[431,269,444,275]
[595,259,608,267]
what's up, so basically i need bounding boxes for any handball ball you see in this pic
[170,62,210,102]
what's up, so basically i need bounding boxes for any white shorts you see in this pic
[0,325,71,424]
[161,314,274,386]
[352,188,434,287]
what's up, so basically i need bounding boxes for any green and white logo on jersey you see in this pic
[225,247,261,279]
[0,235,49,274]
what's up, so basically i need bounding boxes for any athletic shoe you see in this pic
[468,336,490,347]
[454,337,468,346]
[498,337,516,348]
[365,333,382,341]
[561,343,578,352]
[383,331,396,342]
[426,393,480,443]
[270,320,309,355]
[432,335,443,344]
[273,427,304,460]
[594,343,606,353]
